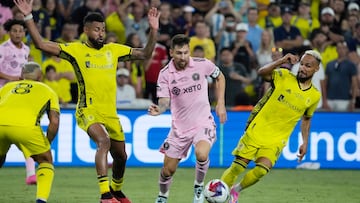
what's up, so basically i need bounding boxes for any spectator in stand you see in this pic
[323,41,358,112]
[309,29,337,69]
[125,1,149,45]
[258,2,282,30]
[43,65,61,100]
[32,0,51,40]
[344,13,359,43]
[190,0,217,15]
[233,0,257,23]
[189,21,216,62]
[71,0,104,38]
[218,47,252,107]
[256,29,274,68]
[291,0,320,45]
[158,2,179,49]
[105,0,132,45]
[246,7,263,53]
[42,55,75,107]
[180,5,196,36]
[273,6,303,55]
[347,22,360,66]
[144,34,168,104]
[125,32,146,98]
[315,7,344,45]
[231,23,254,74]
[214,13,238,54]
[58,0,83,21]
[204,0,240,39]
[329,0,347,31]
[44,0,64,41]
[116,67,152,108]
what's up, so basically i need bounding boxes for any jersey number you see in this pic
[12,83,33,94]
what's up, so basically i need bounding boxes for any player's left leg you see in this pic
[109,139,131,203]
[193,140,211,203]
[32,150,55,203]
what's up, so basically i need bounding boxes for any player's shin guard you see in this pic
[36,163,54,201]
[221,158,247,188]
[159,168,173,196]
[195,158,209,184]
[240,163,269,190]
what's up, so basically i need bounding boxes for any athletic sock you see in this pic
[36,163,54,201]
[159,168,172,195]
[195,158,209,184]
[98,175,110,196]
[221,159,247,188]
[240,163,269,190]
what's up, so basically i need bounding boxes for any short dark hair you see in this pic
[193,45,204,52]
[170,34,190,49]
[83,12,104,25]
[3,19,26,32]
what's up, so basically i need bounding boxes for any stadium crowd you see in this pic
[0,0,360,111]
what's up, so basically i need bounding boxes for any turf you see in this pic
[0,167,359,203]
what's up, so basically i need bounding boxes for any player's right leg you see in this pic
[155,155,180,203]
[87,123,120,203]
[32,151,54,203]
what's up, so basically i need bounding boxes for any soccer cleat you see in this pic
[26,174,37,185]
[99,197,120,203]
[229,186,239,203]
[110,187,131,203]
[193,184,204,203]
[155,195,168,203]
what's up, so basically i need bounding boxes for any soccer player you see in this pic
[148,34,227,203]
[0,18,37,185]
[221,50,322,203]
[0,61,60,203]
[14,0,159,202]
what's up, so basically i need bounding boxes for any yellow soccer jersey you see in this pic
[0,80,60,126]
[245,68,320,145]
[58,42,131,114]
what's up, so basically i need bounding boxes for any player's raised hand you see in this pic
[14,0,33,15]
[148,7,160,31]
[283,53,299,65]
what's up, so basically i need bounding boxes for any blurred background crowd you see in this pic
[0,0,359,111]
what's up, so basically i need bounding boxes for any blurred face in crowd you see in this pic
[9,24,26,47]
[220,49,234,65]
[194,21,209,38]
[170,44,190,70]
[336,42,349,58]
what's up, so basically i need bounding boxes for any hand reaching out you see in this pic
[14,0,33,16]
[148,7,160,31]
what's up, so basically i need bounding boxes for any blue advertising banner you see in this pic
[4,109,360,169]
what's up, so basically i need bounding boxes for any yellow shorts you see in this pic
[0,125,50,158]
[232,133,286,166]
[76,107,125,141]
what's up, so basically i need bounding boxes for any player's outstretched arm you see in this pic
[14,0,61,56]
[131,7,160,60]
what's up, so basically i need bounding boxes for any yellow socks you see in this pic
[110,177,124,191]
[221,159,247,188]
[98,175,110,194]
[36,163,54,202]
[240,163,269,190]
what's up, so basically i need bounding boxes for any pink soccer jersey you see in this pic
[157,57,217,133]
[0,39,29,87]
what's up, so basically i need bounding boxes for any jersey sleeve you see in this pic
[156,69,170,98]
[109,43,132,61]
[47,86,60,113]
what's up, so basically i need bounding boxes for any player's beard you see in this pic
[297,73,312,83]
[88,37,104,49]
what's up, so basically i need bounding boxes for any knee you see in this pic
[195,150,208,162]
[97,137,111,151]
[162,166,176,177]
[253,163,270,179]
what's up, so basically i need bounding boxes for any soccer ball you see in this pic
[203,179,230,203]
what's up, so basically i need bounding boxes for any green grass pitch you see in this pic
[1,167,359,202]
